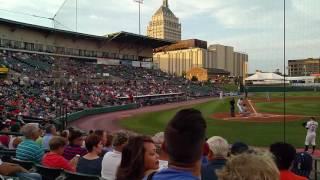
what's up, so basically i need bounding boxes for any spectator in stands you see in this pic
[0,123,10,148]
[201,136,229,180]
[16,123,44,163]
[217,152,279,180]
[94,129,108,155]
[60,130,69,140]
[42,124,57,150]
[230,142,249,156]
[292,152,313,179]
[101,131,129,180]
[8,124,22,149]
[63,129,87,160]
[270,142,307,180]
[42,136,76,172]
[76,134,103,176]
[116,136,159,180]
[0,157,42,180]
[149,108,207,180]
[105,132,114,152]
[152,132,168,170]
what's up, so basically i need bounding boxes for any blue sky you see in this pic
[0,0,319,73]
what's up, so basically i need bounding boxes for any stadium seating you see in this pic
[10,157,34,170]
[35,164,63,180]
[63,170,101,180]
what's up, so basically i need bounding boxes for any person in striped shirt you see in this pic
[63,129,87,160]
[16,123,44,163]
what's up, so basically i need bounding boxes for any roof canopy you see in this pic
[245,72,284,81]
[0,18,173,49]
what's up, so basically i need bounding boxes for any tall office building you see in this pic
[147,0,181,41]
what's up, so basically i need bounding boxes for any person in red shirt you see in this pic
[270,142,307,180]
[42,136,77,172]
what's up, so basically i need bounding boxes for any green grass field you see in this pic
[120,91,320,147]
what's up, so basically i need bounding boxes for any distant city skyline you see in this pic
[0,0,319,73]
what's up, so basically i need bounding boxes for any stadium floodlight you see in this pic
[134,0,144,35]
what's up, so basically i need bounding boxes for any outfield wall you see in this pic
[246,86,319,92]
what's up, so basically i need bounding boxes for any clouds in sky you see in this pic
[0,0,319,73]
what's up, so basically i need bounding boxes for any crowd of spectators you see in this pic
[0,49,219,122]
[0,109,314,180]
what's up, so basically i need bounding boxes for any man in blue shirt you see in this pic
[42,124,57,150]
[201,136,228,180]
[147,108,207,180]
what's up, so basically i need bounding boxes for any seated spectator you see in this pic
[16,123,44,163]
[76,134,103,176]
[94,129,108,155]
[101,131,129,180]
[0,123,9,148]
[230,142,249,156]
[292,152,313,179]
[0,157,42,180]
[152,132,168,170]
[202,136,229,180]
[60,130,69,140]
[150,108,207,180]
[217,152,279,180]
[270,142,307,180]
[8,124,22,149]
[42,136,76,171]
[116,136,159,180]
[105,132,113,152]
[42,124,57,150]
[63,129,87,160]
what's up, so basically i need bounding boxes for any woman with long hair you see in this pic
[116,136,159,180]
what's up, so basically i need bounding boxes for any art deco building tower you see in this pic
[147,0,181,41]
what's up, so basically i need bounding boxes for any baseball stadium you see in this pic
[0,0,320,179]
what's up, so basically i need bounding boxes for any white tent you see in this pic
[245,72,288,85]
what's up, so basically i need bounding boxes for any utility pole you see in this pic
[134,0,143,35]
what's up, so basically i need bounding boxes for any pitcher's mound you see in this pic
[211,112,304,122]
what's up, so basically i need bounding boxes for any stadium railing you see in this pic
[53,103,138,128]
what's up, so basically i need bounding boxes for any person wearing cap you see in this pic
[230,142,249,156]
[202,136,229,180]
[16,123,44,163]
[101,131,129,180]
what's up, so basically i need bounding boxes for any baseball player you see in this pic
[237,98,243,113]
[304,117,318,154]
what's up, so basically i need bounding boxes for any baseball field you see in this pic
[119,91,320,147]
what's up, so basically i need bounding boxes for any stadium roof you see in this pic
[0,18,174,48]
[106,31,174,48]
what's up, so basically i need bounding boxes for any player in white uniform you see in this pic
[237,98,243,113]
[304,117,318,153]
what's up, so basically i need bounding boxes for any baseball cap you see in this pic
[231,142,249,155]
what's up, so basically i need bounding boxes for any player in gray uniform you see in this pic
[304,117,318,154]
